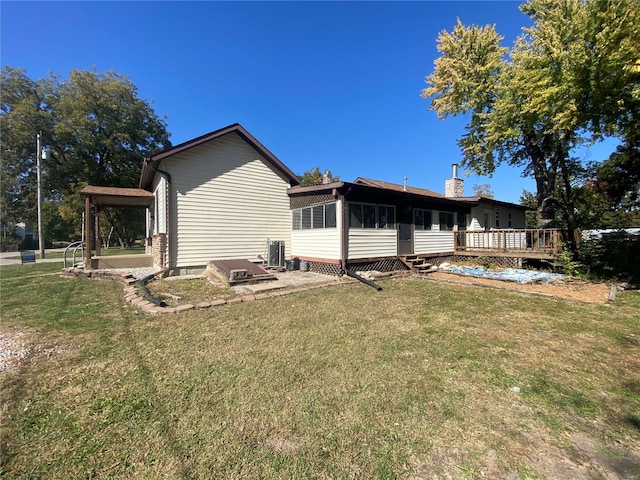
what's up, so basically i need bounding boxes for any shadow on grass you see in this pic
[121,319,196,480]
[626,414,640,432]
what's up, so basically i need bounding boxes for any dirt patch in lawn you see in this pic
[0,330,72,375]
[426,271,613,304]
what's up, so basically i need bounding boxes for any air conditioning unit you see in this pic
[267,240,285,268]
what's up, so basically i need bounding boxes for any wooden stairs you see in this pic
[400,255,438,275]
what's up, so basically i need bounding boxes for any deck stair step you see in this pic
[400,255,437,274]
[399,255,419,270]
[415,262,434,271]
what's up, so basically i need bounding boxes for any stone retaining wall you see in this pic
[60,267,351,316]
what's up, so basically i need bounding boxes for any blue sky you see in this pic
[1,1,617,203]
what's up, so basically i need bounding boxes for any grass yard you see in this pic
[1,263,639,479]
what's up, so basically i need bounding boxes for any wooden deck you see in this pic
[453,229,563,260]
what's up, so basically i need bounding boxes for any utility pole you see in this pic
[36,133,46,259]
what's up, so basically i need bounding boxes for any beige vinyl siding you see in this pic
[463,231,528,249]
[153,176,167,235]
[291,200,342,260]
[506,208,526,228]
[163,132,292,267]
[469,216,483,231]
[347,229,397,259]
[470,205,526,230]
[291,230,341,259]
[414,231,454,254]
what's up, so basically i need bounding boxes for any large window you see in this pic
[439,212,455,231]
[363,204,376,229]
[495,211,500,228]
[325,203,337,228]
[414,209,432,230]
[292,203,337,230]
[349,203,395,229]
[292,209,301,230]
[457,212,467,231]
[378,205,395,230]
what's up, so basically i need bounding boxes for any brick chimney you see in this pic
[445,163,464,198]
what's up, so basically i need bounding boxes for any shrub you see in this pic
[577,231,640,280]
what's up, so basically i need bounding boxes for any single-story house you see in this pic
[288,171,527,275]
[81,123,538,275]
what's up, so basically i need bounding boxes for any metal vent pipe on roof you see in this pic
[403,177,407,191]
[452,163,459,178]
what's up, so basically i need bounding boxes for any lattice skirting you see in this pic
[309,255,521,276]
[347,258,410,274]
[307,258,410,276]
[307,261,344,276]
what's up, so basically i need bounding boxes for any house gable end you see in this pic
[140,123,299,190]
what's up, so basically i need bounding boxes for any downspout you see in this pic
[339,188,350,273]
[345,268,383,291]
[146,158,173,272]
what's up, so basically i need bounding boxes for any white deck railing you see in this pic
[454,229,563,256]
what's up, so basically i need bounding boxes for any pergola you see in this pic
[79,185,154,268]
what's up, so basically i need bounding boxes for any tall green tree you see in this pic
[519,190,539,228]
[594,143,640,215]
[299,167,340,186]
[472,183,495,198]
[571,142,640,228]
[422,0,640,231]
[0,68,53,227]
[1,67,171,244]
[48,69,171,191]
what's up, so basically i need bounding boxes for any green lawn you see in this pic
[1,264,639,479]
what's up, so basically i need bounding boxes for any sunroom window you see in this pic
[349,203,395,229]
[292,203,338,230]
[439,212,455,231]
[457,212,467,231]
[414,209,432,230]
[378,205,395,229]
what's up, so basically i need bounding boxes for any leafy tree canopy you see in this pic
[299,167,340,186]
[423,0,640,229]
[1,67,171,243]
[572,142,640,228]
[472,183,495,198]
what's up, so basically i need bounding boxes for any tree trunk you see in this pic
[556,149,579,253]
[523,132,559,228]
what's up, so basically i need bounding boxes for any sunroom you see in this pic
[287,180,473,274]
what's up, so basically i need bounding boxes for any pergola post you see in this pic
[79,185,155,270]
[95,207,101,256]
[84,195,92,268]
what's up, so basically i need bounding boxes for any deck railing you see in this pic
[454,229,563,257]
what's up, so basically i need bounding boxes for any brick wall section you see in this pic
[152,233,166,268]
[445,178,464,198]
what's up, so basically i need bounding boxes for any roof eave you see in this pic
[287,181,346,195]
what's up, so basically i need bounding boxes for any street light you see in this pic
[36,133,49,259]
